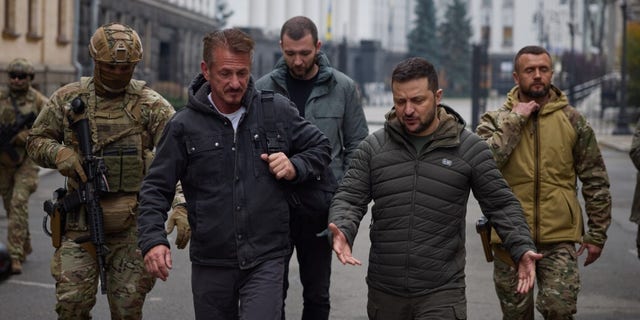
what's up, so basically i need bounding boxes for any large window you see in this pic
[502,26,513,47]
[501,0,514,47]
[3,0,19,38]
[27,0,43,40]
[57,0,70,44]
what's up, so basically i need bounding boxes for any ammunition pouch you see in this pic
[99,193,137,234]
[44,188,137,241]
[102,147,144,192]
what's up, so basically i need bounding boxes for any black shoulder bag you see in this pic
[259,90,338,218]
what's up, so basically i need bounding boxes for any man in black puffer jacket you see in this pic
[137,28,331,320]
[328,57,541,319]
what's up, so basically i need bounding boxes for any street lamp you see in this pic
[613,0,631,135]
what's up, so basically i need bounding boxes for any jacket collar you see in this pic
[504,84,568,115]
[385,104,465,149]
[187,73,258,116]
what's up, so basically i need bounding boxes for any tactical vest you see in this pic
[63,77,148,233]
[0,88,39,166]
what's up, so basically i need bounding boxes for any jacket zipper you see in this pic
[533,113,540,244]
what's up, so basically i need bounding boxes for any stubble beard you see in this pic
[522,83,550,99]
[404,102,437,136]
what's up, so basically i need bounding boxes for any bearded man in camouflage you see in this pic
[27,23,188,319]
[0,57,48,274]
[476,45,612,320]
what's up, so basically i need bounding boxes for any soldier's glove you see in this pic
[55,147,87,182]
[10,130,29,146]
[166,205,190,249]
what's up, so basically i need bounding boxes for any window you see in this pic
[3,0,19,38]
[27,0,43,40]
[57,0,70,44]
[502,26,513,47]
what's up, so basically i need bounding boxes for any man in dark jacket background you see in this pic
[255,16,368,320]
[328,57,541,319]
[137,28,331,320]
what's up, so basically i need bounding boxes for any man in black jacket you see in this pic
[137,28,331,320]
[328,57,541,319]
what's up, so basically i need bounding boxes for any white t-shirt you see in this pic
[208,93,245,132]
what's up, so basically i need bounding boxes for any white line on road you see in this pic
[7,279,55,289]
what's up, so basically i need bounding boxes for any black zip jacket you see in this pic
[330,105,535,297]
[137,74,331,269]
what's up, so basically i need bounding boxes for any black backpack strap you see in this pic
[259,90,285,154]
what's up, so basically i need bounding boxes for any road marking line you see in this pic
[8,279,55,289]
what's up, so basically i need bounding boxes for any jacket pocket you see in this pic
[185,135,224,183]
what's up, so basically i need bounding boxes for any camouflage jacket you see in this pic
[27,77,184,205]
[476,85,611,247]
[0,86,47,166]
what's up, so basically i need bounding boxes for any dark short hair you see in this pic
[202,28,255,68]
[280,16,318,43]
[391,57,439,93]
[513,45,552,72]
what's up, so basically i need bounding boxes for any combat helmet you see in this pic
[89,23,143,64]
[7,58,35,80]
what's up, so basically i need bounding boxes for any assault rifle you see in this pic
[0,111,36,161]
[67,97,110,294]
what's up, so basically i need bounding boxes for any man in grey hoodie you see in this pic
[256,16,368,320]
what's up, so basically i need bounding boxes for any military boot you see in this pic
[11,259,22,274]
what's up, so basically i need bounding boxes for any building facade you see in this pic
[3,0,635,101]
[1,0,76,96]
[1,0,223,100]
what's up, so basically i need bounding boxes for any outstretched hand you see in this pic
[328,223,361,266]
[516,250,543,294]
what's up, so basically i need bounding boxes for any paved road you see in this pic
[1,100,638,319]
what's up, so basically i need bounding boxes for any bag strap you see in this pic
[259,90,283,154]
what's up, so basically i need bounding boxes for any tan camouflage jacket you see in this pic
[0,86,48,166]
[476,85,611,247]
[27,77,185,206]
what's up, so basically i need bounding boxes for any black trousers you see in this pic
[367,286,467,320]
[282,213,332,320]
[192,258,284,320]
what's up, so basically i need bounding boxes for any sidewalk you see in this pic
[597,134,633,153]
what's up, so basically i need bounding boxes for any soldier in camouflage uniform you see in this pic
[476,45,612,320]
[26,23,189,319]
[0,58,48,274]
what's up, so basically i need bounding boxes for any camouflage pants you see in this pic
[0,159,38,262]
[493,242,580,320]
[51,225,155,319]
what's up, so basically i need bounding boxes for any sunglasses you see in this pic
[9,73,29,80]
